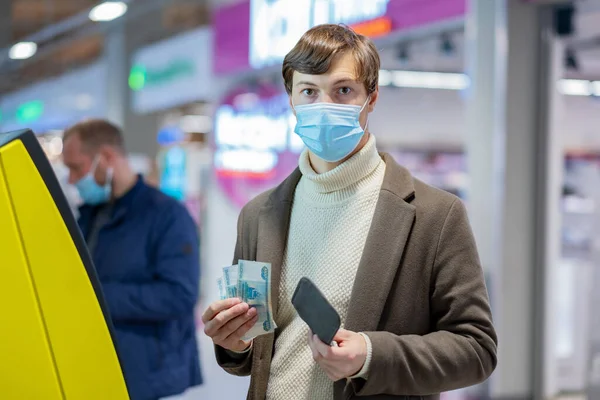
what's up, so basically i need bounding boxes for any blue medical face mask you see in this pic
[293,97,370,163]
[74,156,113,206]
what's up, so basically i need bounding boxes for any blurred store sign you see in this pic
[213,0,466,74]
[16,101,44,123]
[249,0,389,69]
[0,62,107,133]
[351,17,393,38]
[129,60,195,92]
[130,28,213,114]
[0,100,46,126]
[159,146,187,201]
[213,82,303,208]
[157,125,186,146]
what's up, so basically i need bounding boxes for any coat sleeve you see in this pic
[214,207,254,376]
[101,204,200,322]
[353,198,498,396]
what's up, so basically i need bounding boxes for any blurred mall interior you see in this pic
[1,0,600,399]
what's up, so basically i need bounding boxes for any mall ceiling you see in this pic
[1,0,600,97]
[0,0,103,95]
[0,0,212,95]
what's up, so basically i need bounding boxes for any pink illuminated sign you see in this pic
[213,0,467,75]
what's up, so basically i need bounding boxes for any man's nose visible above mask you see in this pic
[316,94,335,104]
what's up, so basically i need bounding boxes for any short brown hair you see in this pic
[63,119,125,154]
[282,24,380,95]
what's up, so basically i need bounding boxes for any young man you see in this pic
[203,24,497,399]
[62,119,202,400]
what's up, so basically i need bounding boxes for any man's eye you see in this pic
[302,89,315,96]
[338,87,352,95]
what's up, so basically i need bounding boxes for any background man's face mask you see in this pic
[74,156,113,206]
[293,97,370,163]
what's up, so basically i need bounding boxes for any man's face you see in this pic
[62,135,102,185]
[290,51,378,130]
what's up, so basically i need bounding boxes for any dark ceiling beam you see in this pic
[0,0,12,48]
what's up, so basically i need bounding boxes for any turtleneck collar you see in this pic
[297,135,384,205]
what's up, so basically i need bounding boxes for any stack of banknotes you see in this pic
[217,260,277,340]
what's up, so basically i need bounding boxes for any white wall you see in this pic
[370,86,600,151]
[370,87,466,149]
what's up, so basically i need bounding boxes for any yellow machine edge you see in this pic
[0,129,129,399]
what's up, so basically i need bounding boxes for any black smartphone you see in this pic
[291,277,341,345]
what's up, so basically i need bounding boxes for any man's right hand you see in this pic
[202,298,258,353]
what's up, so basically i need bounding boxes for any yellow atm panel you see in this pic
[0,129,129,399]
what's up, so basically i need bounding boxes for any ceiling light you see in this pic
[89,1,128,22]
[378,70,392,86]
[9,42,37,60]
[592,81,600,96]
[390,70,470,90]
[557,79,592,96]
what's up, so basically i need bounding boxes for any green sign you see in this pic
[128,65,146,91]
[16,100,44,123]
[0,101,45,126]
[129,59,195,91]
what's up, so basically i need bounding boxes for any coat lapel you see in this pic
[252,154,417,329]
[345,154,416,333]
[255,168,302,316]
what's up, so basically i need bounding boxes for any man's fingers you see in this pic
[333,328,351,342]
[308,332,320,360]
[201,298,241,323]
[313,334,333,358]
[229,314,259,341]
[218,315,259,349]
[214,307,257,343]
[204,302,248,337]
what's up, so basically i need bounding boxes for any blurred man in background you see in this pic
[62,119,202,400]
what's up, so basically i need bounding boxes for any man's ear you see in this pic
[367,88,379,113]
[98,145,116,164]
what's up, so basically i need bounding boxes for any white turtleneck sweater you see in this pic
[265,135,386,400]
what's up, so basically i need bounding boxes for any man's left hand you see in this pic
[308,328,367,381]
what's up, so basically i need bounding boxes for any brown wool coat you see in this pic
[215,153,498,400]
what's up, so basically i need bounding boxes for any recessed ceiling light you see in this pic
[89,1,128,22]
[9,42,37,60]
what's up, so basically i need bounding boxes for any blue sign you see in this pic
[159,146,187,201]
